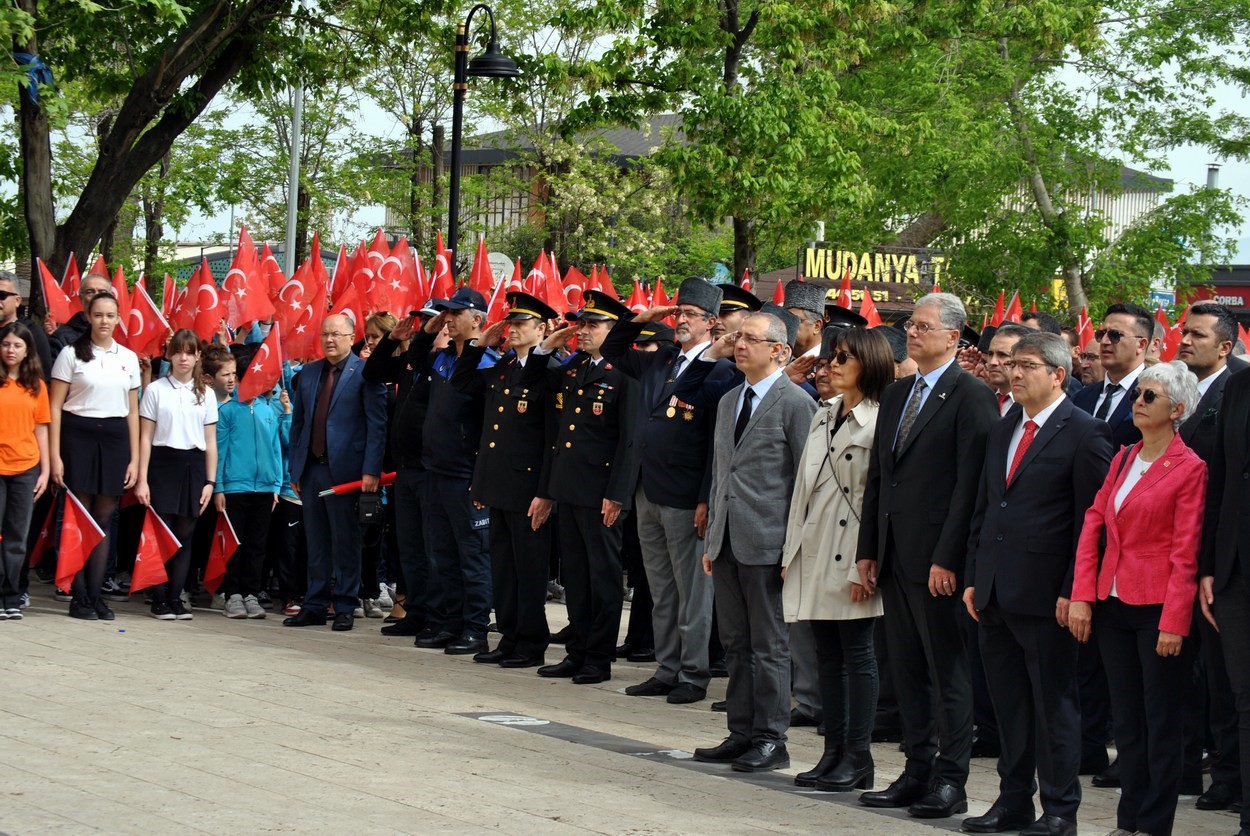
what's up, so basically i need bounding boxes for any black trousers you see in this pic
[978,602,1081,820]
[1213,565,1250,829]
[880,568,973,787]
[559,504,625,670]
[490,507,551,660]
[267,498,306,603]
[621,511,654,650]
[221,492,274,598]
[810,617,878,752]
[1199,603,1241,789]
[1097,597,1191,836]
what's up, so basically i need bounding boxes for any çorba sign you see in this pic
[1188,285,1249,309]
[803,243,947,304]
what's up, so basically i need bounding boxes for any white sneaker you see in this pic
[377,583,394,609]
[242,594,266,619]
[223,594,247,618]
[363,599,384,618]
[353,602,366,618]
[212,593,226,610]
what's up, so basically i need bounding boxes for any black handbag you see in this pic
[357,490,383,525]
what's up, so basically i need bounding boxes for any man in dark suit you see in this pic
[529,290,639,685]
[285,313,388,631]
[1068,301,1152,783]
[453,291,558,668]
[962,332,1112,836]
[692,311,816,773]
[1199,359,1250,836]
[602,278,734,705]
[855,292,998,818]
[1179,302,1247,810]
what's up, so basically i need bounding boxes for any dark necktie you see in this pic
[895,377,927,450]
[1007,420,1037,484]
[734,387,755,444]
[1094,382,1119,421]
[672,355,686,378]
[996,392,1009,413]
[310,364,338,459]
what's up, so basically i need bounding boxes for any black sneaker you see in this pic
[257,590,274,610]
[150,601,176,620]
[92,599,115,621]
[100,577,128,602]
[68,598,99,620]
[169,599,194,621]
[54,587,73,602]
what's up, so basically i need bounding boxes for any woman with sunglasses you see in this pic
[781,325,894,791]
[1068,360,1206,836]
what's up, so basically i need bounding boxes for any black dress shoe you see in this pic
[1197,780,1241,810]
[332,612,354,631]
[537,658,580,678]
[693,738,750,763]
[795,749,842,788]
[1018,814,1076,836]
[572,665,610,684]
[550,624,574,643]
[732,740,789,773]
[709,657,728,677]
[859,773,930,808]
[415,630,456,649]
[380,618,425,637]
[961,801,1036,833]
[666,683,706,704]
[908,780,968,819]
[790,707,821,727]
[284,609,327,627]
[814,748,874,792]
[444,635,488,655]
[710,700,727,712]
[626,648,656,662]
[473,649,508,664]
[624,677,674,697]
[614,642,634,657]
[1091,757,1120,788]
[499,655,542,668]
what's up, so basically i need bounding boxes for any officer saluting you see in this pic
[525,289,639,685]
[453,291,559,668]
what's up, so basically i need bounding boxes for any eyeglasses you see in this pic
[1078,352,1099,362]
[320,331,353,339]
[1003,360,1053,372]
[674,308,712,321]
[735,333,779,346]
[1134,388,1170,405]
[901,319,955,336]
[1094,328,1143,344]
[814,350,857,369]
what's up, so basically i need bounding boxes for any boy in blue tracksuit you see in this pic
[208,346,286,619]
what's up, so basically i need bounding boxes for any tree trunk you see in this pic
[295,184,310,266]
[141,150,172,286]
[409,115,424,246]
[733,216,755,282]
[895,210,946,249]
[432,123,445,237]
[14,0,55,317]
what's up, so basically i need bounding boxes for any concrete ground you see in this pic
[1,591,1240,835]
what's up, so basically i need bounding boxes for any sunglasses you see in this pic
[1134,388,1169,405]
[815,351,856,369]
[1094,328,1142,344]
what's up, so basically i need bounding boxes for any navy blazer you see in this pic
[965,398,1113,618]
[289,353,388,487]
[1071,373,1141,452]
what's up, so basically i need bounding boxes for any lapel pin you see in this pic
[938,392,948,400]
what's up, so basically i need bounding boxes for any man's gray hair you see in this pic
[1139,360,1199,429]
[1013,331,1072,390]
[746,311,788,352]
[914,292,966,331]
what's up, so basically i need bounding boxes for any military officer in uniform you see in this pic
[453,291,558,668]
[527,290,639,685]
[714,284,762,340]
[603,277,737,705]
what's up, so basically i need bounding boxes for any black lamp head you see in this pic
[467,40,521,78]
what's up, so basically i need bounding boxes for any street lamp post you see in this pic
[447,3,521,275]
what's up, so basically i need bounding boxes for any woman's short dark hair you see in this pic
[838,327,895,404]
[0,322,45,396]
[72,292,119,363]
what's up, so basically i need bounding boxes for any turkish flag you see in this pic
[192,265,227,341]
[62,255,82,314]
[111,266,132,328]
[860,290,883,328]
[261,242,287,299]
[274,261,309,334]
[740,268,751,292]
[626,279,648,314]
[161,274,176,320]
[507,258,524,294]
[330,243,351,302]
[223,227,274,328]
[56,490,105,591]
[202,511,241,595]
[393,237,427,314]
[1004,291,1023,324]
[431,230,454,300]
[468,236,494,299]
[771,278,786,305]
[597,266,619,300]
[330,282,365,342]
[37,258,74,324]
[238,323,283,402]
[836,268,853,309]
[484,267,510,326]
[27,495,56,567]
[990,290,1006,327]
[129,507,181,594]
[651,278,674,327]
[563,265,587,310]
[168,260,202,333]
[124,282,171,357]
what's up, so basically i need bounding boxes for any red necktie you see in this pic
[310,364,337,459]
[996,392,1009,412]
[1007,420,1037,485]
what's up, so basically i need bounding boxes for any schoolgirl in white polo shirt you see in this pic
[135,329,218,620]
[49,292,140,621]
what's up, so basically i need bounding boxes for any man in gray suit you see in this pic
[692,311,817,773]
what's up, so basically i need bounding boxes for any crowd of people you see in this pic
[3,265,1249,836]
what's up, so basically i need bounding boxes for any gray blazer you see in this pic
[705,372,817,566]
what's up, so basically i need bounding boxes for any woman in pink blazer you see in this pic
[1069,360,1206,836]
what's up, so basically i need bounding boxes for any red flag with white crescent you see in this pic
[56,490,106,591]
[238,322,284,402]
[203,511,241,595]
[130,507,181,594]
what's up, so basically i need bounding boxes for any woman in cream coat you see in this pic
[783,325,894,792]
